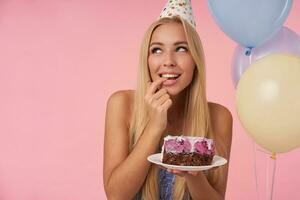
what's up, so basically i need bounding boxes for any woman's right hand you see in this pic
[144,77,173,135]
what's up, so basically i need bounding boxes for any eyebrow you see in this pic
[149,41,188,47]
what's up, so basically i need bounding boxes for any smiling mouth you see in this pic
[159,74,181,80]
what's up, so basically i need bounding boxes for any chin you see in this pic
[162,86,184,96]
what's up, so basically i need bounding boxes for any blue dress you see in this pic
[158,168,176,200]
[135,168,175,200]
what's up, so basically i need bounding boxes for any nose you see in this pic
[163,52,175,67]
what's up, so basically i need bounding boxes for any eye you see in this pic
[176,46,188,52]
[151,47,162,54]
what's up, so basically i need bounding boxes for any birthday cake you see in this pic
[161,135,215,166]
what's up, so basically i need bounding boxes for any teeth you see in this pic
[161,74,180,78]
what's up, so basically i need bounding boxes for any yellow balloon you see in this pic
[236,54,300,153]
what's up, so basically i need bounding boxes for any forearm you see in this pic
[106,126,162,200]
[185,172,223,200]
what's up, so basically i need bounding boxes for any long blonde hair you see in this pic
[129,16,225,200]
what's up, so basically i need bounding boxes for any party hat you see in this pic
[159,0,196,28]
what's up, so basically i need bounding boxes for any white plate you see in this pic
[147,153,227,171]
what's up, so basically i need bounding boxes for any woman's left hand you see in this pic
[165,168,199,177]
[161,166,220,177]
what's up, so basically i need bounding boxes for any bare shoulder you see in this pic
[107,90,135,108]
[208,102,233,146]
[106,90,135,127]
[208,102,233,124]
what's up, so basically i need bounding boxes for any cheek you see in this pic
[183,63,195,81]
[186,69,195,83]
[148,56,160,75]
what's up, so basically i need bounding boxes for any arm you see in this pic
[103,78,171,200]
[185,104,233,200]
[103,91,162,200]
[156,103,233,199]
[186,172,223,200]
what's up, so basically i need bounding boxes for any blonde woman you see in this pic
[103,16,232,200]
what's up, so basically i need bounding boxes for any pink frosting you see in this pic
[195,140,215,156]
[164,137,192,153]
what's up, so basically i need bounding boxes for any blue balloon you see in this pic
[207,0,293,48]
[231,26,300,88]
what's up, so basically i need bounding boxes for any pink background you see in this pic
[0,0,299,199]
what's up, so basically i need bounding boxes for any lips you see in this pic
[158,72,181,87]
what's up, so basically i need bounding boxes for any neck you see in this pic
[167,89,188,123]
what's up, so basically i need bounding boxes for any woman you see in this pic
[103,16,232,200]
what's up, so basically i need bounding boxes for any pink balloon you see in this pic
[232,27,300,88]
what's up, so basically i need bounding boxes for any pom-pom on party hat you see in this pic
[159,0,196,28]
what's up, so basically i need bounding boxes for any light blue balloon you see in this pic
[208,0,293,48]
[231,26,300,88]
